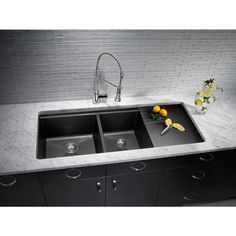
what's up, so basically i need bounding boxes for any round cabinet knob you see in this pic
[130,161,146,172]
[191,170,206,180]
[65,168,82,180]
[0,176,17,187]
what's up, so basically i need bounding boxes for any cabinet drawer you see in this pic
[164,153,223,169]
[157,164,225,206]
[39,165,106,184]
[0,173,40,189]
[107,158,167,176]
[0,185,46,206]
[107,152,220,176]
[217,162,236,200]
[212,149,236,163]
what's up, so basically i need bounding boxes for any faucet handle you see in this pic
[93,92,108,104]
[98,93,108,103]
[98,79,108,103]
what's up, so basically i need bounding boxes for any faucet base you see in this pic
[93,93,108,104]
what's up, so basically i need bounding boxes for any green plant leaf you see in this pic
[150,113,164,121]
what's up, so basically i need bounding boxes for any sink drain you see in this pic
[65,143,78,154]
[116,138,127,148]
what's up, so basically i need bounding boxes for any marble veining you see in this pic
[0,93,236,175]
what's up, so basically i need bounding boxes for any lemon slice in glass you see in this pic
[195,99,203,106]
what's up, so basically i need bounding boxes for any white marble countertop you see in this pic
[0,93,236,176]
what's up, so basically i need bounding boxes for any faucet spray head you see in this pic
[115,85,122,102]
[115,71,123,102]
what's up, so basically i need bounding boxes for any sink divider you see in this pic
[95,114,108,153]
[138,107,157,147]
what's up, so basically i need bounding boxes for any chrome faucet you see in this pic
[93,52,124,104]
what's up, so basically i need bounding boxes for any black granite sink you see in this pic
[99,110,153,152]
[36,103,205,159]
[37,113,104,159]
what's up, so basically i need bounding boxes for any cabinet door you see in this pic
[43,177,105,206]
[217,163,236,200]
[0,186,46,206]
[157,164,225,206]
[0,173,46,206]
[106,170,163,206]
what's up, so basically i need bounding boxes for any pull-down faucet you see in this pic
[93,52,124,104]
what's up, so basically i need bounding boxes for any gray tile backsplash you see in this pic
[0,30,236,105]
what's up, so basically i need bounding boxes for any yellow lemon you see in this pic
[159,109,168,117]
[202,88,214,97]
[195,99,203,106]
[152,105,161,113]
[199,91,205,96]
[172,123,185,132]
[165,118,172,127]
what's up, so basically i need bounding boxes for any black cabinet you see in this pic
[1,150,235,206]
[217,164,236,200]
[0,173,46,206]
[42,177,105,206]
[106,161,164,206]
[40,160,164,206]
[214,150,236,200]
[157,164,225,206]
[39,166,106,206]
[0,186,46,206]
[106,171,163,206]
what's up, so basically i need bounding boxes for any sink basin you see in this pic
[99,110,153,152]
[37,102,204,159]
[37,113,104,159]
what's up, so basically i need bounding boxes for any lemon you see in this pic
[159,109,168,117]
[202,88,214,97]
[199,91,205,96]
[165,118,172,127]
[172,123,185,132]
[195,99,203,106]
[152,105,161,113]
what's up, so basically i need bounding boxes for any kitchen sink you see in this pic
[36,103,205,159]
[99,110,153,152]
[37,113,104,159]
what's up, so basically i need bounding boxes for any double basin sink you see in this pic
[37,103,204,159]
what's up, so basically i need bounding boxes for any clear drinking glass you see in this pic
[194,79,223,114]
